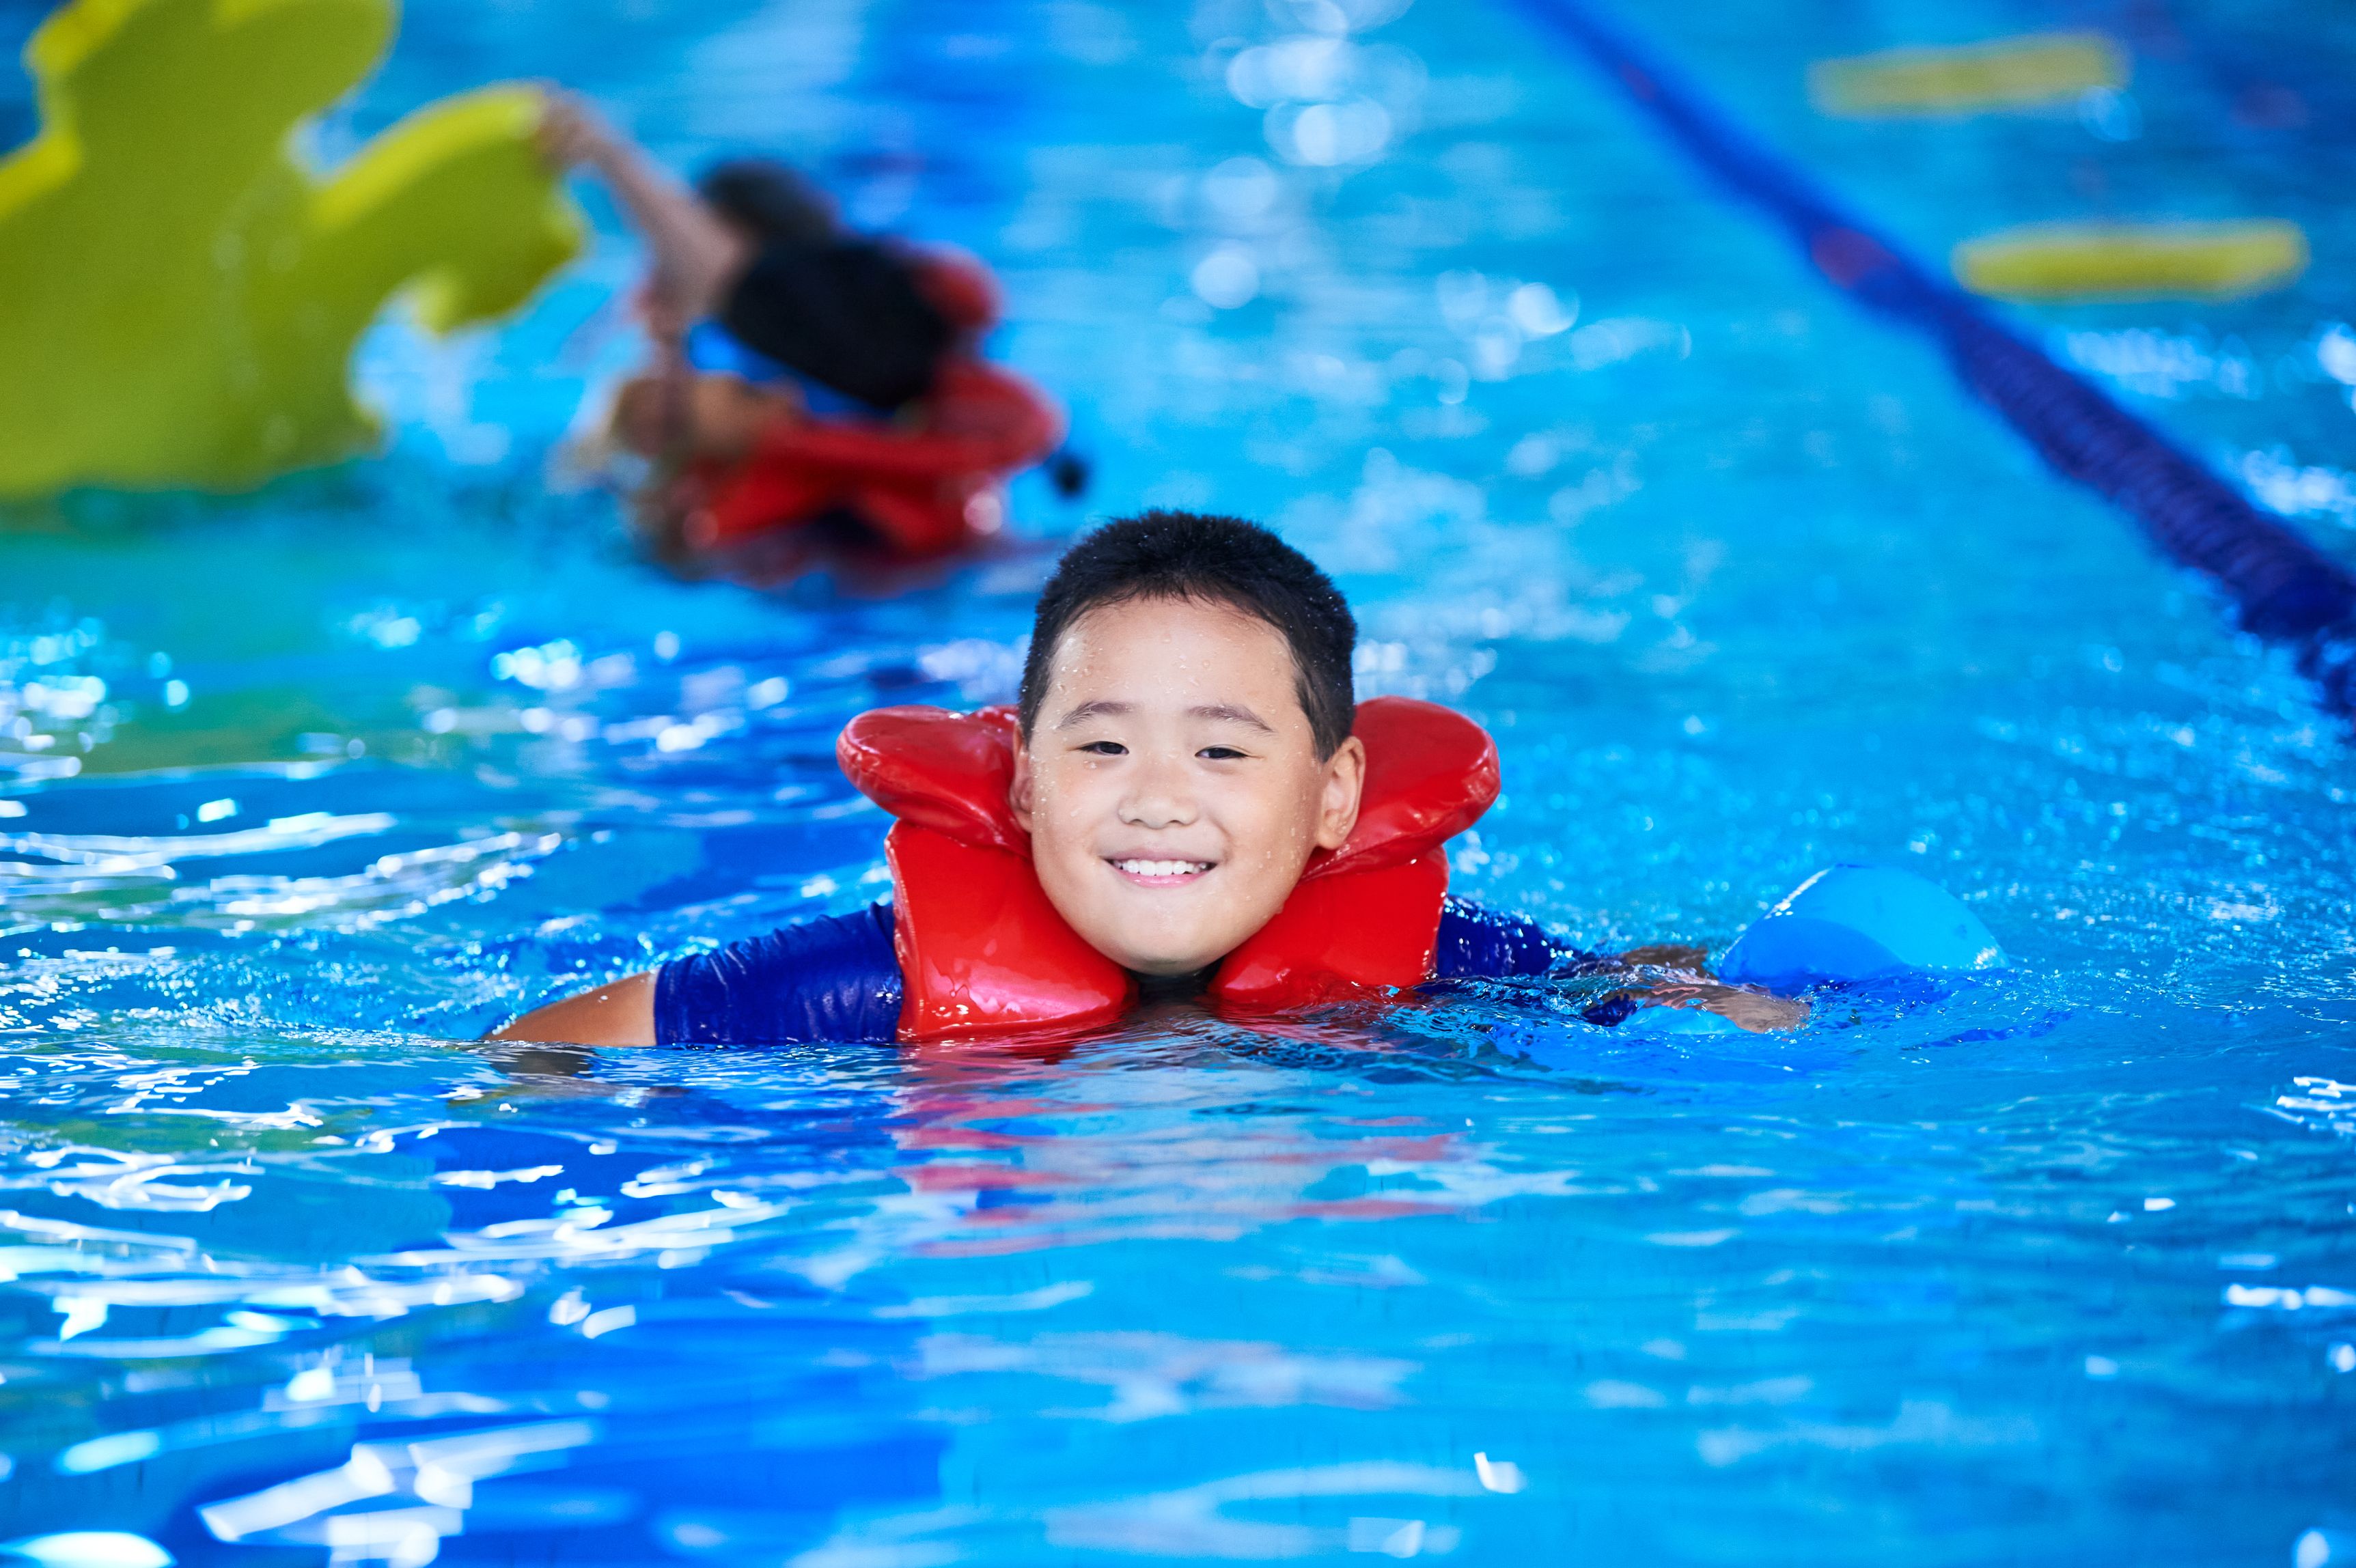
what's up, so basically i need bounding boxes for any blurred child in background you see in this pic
[542,96,1068,575]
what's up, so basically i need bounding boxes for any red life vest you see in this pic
[688,251,1063,559]
[836,696,1500,1041]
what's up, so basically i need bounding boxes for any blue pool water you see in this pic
[4,0,2356,1560]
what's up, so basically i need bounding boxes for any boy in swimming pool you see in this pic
[493,513,1803,1046]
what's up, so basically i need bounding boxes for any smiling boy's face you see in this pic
[1010,596,1366,976]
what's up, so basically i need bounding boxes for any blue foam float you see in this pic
[1718,864,2007,990]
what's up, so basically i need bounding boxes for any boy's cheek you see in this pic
[1045,768,1135,839]
[1032,787,1099,855]
[1033,797,1115,887]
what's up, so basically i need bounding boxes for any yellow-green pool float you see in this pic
[1954,220,2309,302]
[0,0,583,498]
[1810,31,2127,117]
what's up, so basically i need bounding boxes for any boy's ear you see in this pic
[1008,731,1036,832]
[1314,735,1366,852]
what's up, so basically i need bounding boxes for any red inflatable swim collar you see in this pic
[837,695,1500,1041]
[689,251,1063,561]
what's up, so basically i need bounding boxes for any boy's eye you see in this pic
[1077,740,1127,755]
[1197,745,1249,760]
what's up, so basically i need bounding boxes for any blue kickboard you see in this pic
[1719,863,2006,990]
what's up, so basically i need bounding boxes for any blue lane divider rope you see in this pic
[1509,0,2356,715]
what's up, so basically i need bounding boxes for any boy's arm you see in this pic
[1646,979,1810,1033]
[487,971,657,1046]
[1614,943,1711,970]
[488,905,904,1050]
[1437,903,1806,1033]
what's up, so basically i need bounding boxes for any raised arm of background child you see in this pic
[538,92,747,333]
[487,971,658,1046]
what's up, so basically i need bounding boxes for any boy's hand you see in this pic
[1648,979,1809,1033]
[1618,943,1712,973]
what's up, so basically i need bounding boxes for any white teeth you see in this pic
[1113,859,1210,878]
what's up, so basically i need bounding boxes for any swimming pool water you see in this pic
[3,0,2355,1560]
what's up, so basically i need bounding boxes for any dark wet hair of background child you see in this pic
[692,158,951,411]
[695,159,840,247]
[693,158,1090,499]
[1017,512,1357,759]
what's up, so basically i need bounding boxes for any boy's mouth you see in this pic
[1109,857,1214,886]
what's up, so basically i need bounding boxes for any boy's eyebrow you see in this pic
[1054,701,1275,733]
[1190,703,1274,732]
[1056,700,1133,727]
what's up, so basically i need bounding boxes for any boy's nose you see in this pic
[1120,799,1195,830]
[1118,757,1197,828]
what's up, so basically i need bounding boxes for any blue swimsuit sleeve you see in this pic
[654,902,904,1046]
[1433,896,1576,978]
[1431,897,1637,1025]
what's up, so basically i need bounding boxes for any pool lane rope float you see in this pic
[0,0,583,499]
[1506,0,2356,718]
[1953,219,2309,303]
[1808,31,2126,118]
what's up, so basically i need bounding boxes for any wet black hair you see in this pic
[1016,512,1358,758]
[695,158,950,410]
[694,158,838,247]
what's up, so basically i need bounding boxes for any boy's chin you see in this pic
[1100,938,1219,978]
[1089,928,1232,979]
[1057,884,1280,978]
